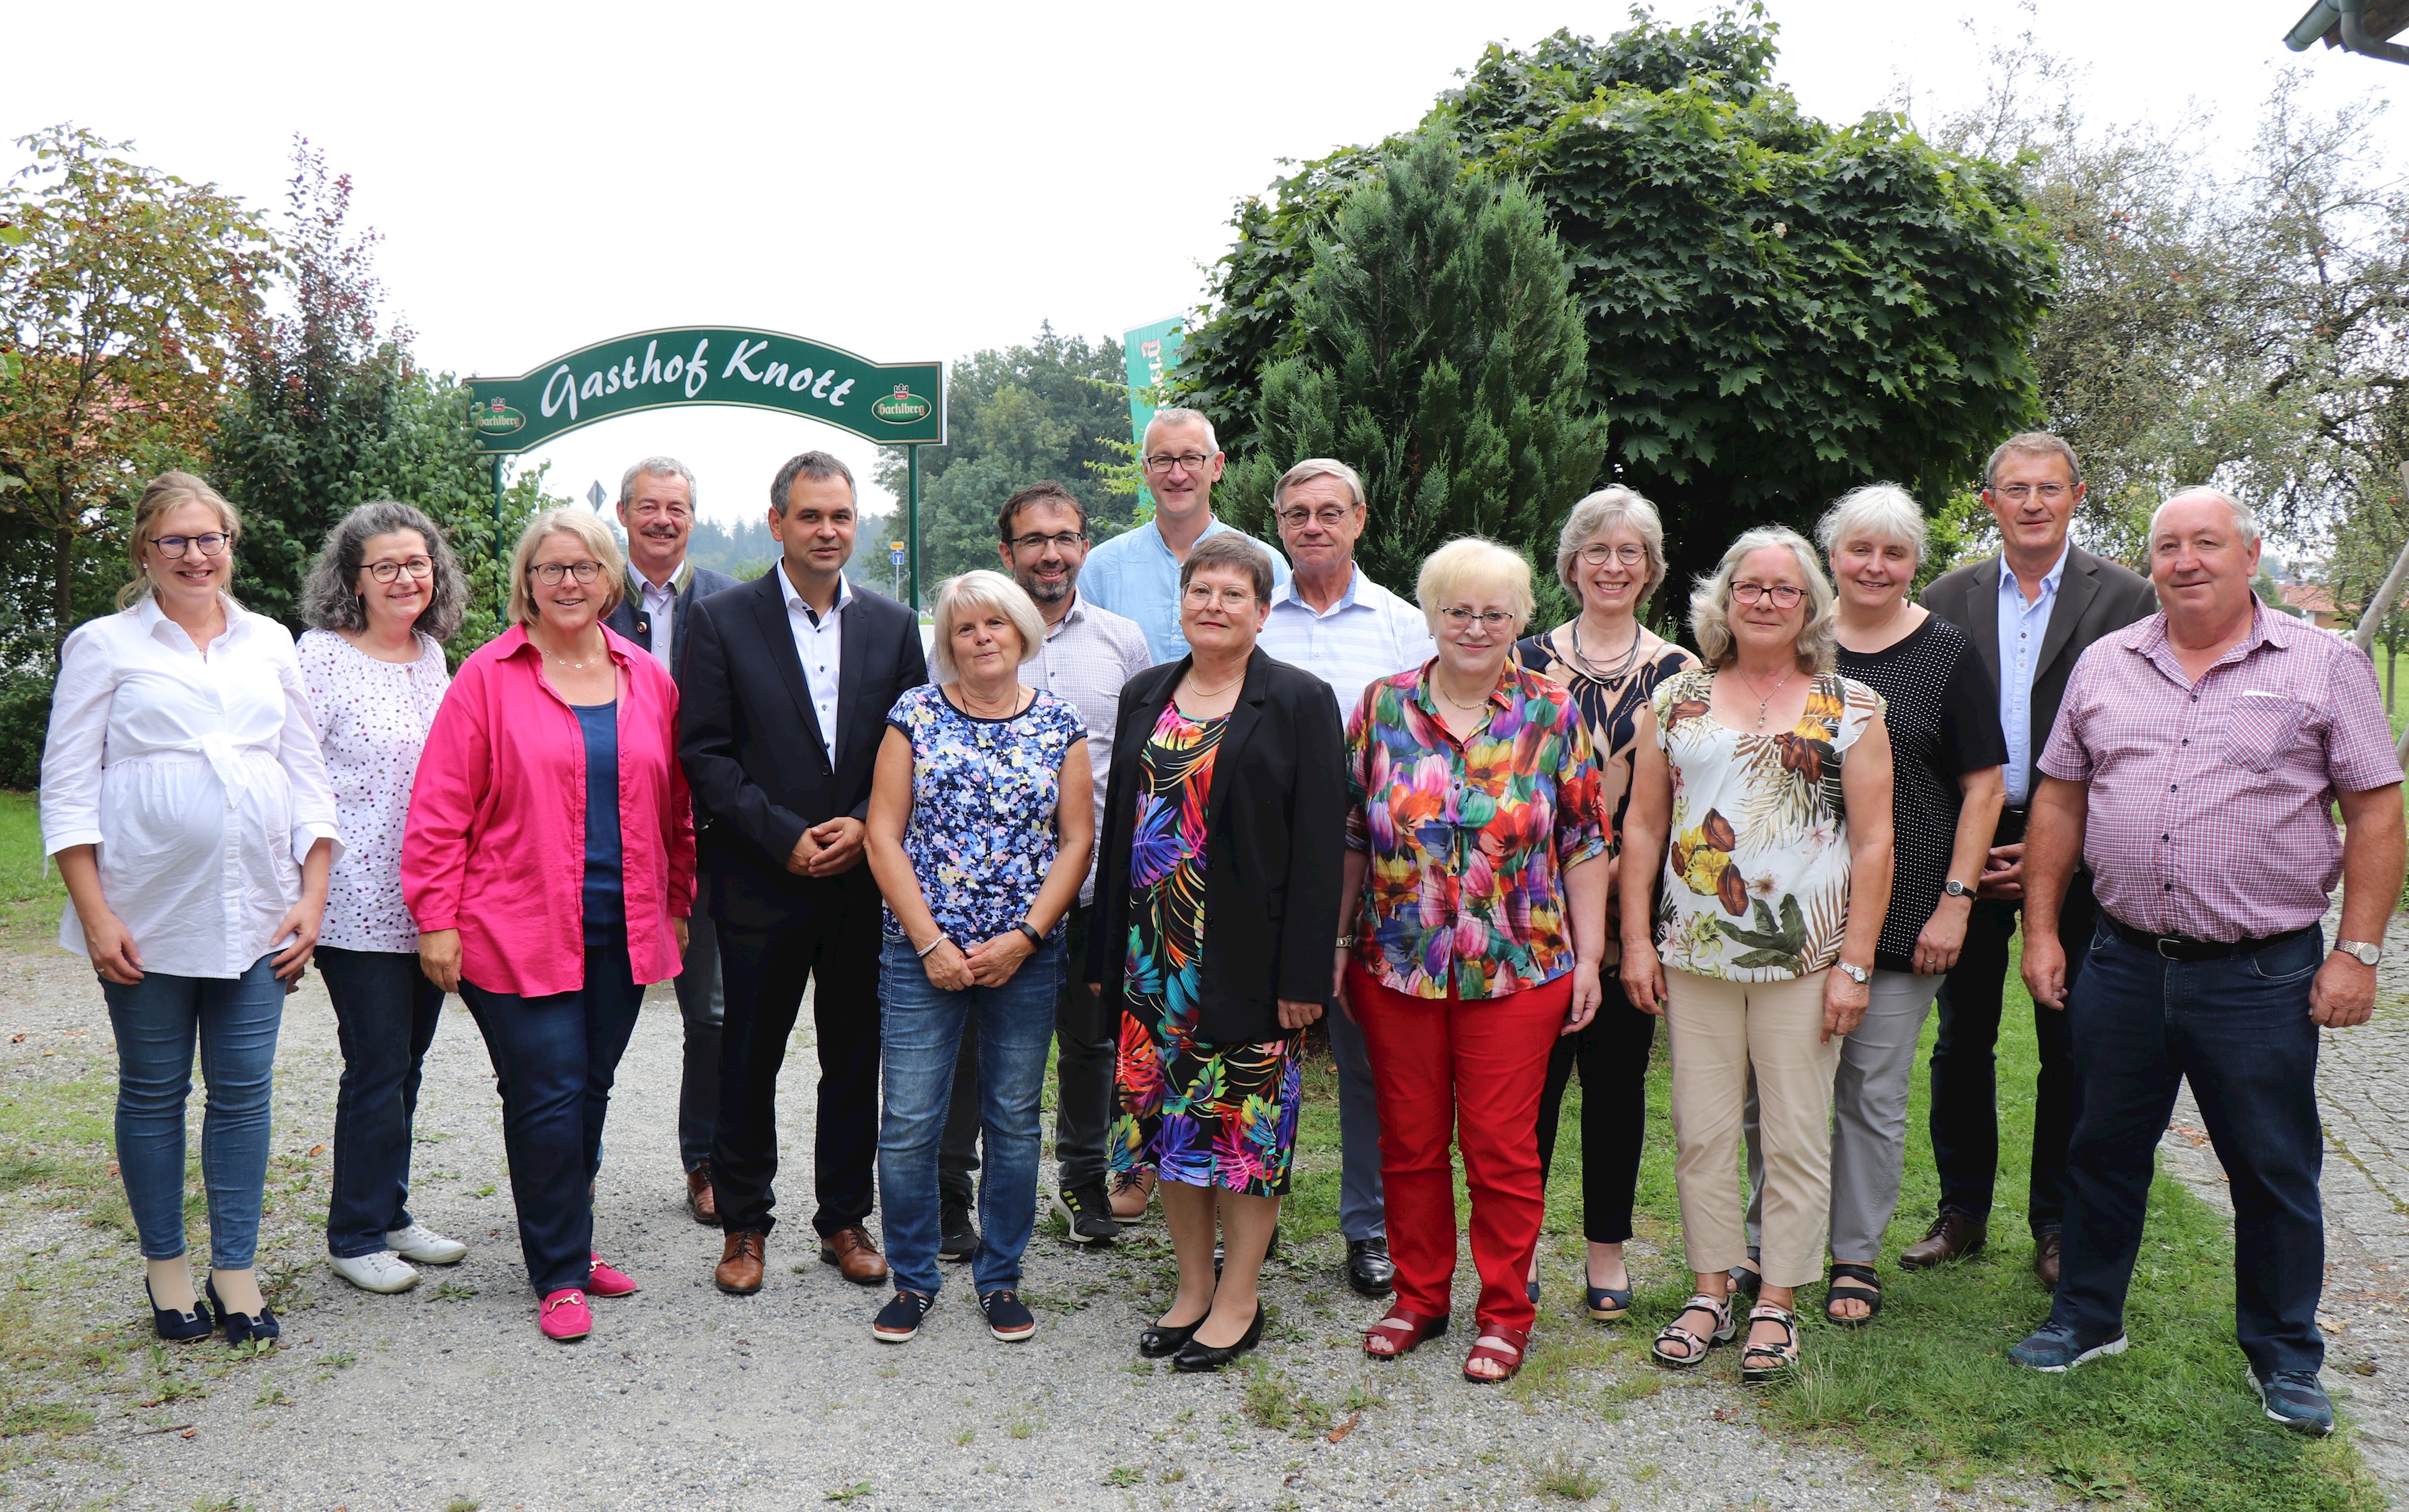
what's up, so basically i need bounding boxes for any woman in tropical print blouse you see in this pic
[1618,525,1895,1385]
[1337,538,1608,1386]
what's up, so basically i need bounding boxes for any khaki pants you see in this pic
[1665,968,1840,1289]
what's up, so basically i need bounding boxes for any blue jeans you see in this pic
[101,953,285,1268]
[877,932,1062,1298]
[316,947,445,1258]
[2050,921,2328,1377]
[458,937,645,1297]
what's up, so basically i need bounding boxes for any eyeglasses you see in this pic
[1993,483,2071,504]
[1143,452,1212,475]
[153,533,229,560]
[1009,531,1087,553]
[1276,506,1354,529]
[1578,543,1649,567]
[1732,581,1804,608]
[529,560,603,586]
[1437,606,1517,629]
[1181,584,1256,611]
[365,557,434,583]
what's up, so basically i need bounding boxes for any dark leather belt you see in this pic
[2104,913,2315,962]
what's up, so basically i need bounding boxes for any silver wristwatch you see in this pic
[1834,960,1871,984]
[1943,879,1974,899]
[2338,939,2383,967]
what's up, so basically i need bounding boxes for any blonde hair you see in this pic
[1415,537,1536,637]
[930,569,1045,682]
[119,471,241,610]
[1689,526,1837,673]
[506,509,626,626]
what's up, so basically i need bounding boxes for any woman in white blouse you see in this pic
[296,501,473,1296]
[41,472,339,1346]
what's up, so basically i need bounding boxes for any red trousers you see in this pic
[1347,962,1570,1334]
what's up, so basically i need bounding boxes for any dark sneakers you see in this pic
[938,1203,979,1263]
[872,1289,936,1344]
[979,1289,1038,1342]
[2008,1321,2129,1372]
[2250,1369,2336,1436]
[1052,1183,1120,1245]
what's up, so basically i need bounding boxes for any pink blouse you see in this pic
[402,625,693,997]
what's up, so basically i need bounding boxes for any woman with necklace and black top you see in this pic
[1514,489,1696,1324]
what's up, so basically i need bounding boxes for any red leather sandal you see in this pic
[1363,1306,1449,1359]
[1463,1323,1530,1383]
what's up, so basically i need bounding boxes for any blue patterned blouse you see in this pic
[885,683,1087,945]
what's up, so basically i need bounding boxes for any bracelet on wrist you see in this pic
[1016,921,1045,950]
[916,934,949,959]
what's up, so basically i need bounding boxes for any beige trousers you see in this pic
[1664,967,1841,1289]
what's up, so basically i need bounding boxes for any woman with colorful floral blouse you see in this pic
[1337,537,1608,1384]
[1617,525,1895,1383]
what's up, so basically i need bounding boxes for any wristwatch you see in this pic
[1335,934,1357,949]
[2338,939,2383,967]
[1943,879,1974,899]
[1834,960,1871,984]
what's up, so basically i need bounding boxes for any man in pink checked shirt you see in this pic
[2009,488,2404,1438]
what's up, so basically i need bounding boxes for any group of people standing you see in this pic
[40,413,2396,1430]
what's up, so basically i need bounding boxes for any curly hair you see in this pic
[301,501,468,641]
[1689,526,1837,673]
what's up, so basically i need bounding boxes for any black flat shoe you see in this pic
[1138,1316,1205,1358]
[145,1279,212,1342]
[204,1276,279,1347]
[1172,1304,1264,1373]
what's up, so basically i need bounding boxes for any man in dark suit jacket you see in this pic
[602,456,739,1227]
[1913,433,2160,1288]
[679,450,928,1296]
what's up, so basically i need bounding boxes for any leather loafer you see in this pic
[1899,1210,1987,1270]
[1172,1304,1264,1373]
[821,1225,890,1286]
[686,1165,719,1227]
[2032,1231,2063,1291]
[715,1230,766,1295]
[1139,1316,1204,1359]
[1346,1237,1395,1298]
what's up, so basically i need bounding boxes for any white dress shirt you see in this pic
[1023,592,1152,902]
[778,563,852,750]
[41,595,342,978]
[1259,565,1438,726]
[632,562,688,673]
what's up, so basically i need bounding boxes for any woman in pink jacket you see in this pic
[403,510,695,1343]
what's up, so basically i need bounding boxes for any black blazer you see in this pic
[605,563,739,683]
[1921,545,2157,801]
[678,570,928,930]
[1085,649,1347,1046]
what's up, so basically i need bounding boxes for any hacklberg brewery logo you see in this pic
[871,386,933,425]
[475,398,526,435]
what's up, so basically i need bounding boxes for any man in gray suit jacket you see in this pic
[1910,433,2160,1289]
[603,456,739,1224]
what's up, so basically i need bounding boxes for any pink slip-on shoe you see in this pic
[540,1288,591,1341]
[588,1253,638,1297]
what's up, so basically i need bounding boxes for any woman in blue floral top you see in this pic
[865,571,1093,1347]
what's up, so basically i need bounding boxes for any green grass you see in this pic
[0,791,65,943]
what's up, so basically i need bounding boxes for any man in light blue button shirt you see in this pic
[1080,408,1289,664]
[1257,459,1436,1300]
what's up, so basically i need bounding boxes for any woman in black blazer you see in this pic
[1086,533,1345,1372]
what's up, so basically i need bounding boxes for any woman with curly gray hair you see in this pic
[296,501,472,1296]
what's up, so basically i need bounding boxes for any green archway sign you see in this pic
[466,325,947,603]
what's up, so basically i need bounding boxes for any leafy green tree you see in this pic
[874,326,1127,598]
[1214,133,1606,608]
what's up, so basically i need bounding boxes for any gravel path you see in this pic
[0,943,2064,1512]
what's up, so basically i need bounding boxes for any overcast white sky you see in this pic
[9,1,2402,528]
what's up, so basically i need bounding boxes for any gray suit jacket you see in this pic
[1920,545,2158,801]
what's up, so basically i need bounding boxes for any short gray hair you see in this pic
[771,450,857,511]
[1689,526,1838,673]
[929,569,1045,682]
[1143,406,1219,455]
[1554,486,1668,605]
[1272,458,1364,512]
[1417,537,1536,637]
[2148,486,2260,544]
[1179,531,1274,604]
[1816,483,1928,568]
[301,500,468,642]
[620,456,697,510]
[1983,432,2084,490]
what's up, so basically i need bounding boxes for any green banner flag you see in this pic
[1122,316,1183,453]
[466,326,946,453]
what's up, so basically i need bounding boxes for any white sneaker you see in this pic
[330,1250,421,1294]
[386,1223,468,1265]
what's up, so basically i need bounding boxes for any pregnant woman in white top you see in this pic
[297,501,475,1294]
[40,472,339,1345]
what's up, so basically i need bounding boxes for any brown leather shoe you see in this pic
[715,1230,765,1294]
[685,1165,719,1227]
[1108,1169,1157,1223]
[1898,1210,1987,1270]
[820,1225,889,1286]
[2033,1231,2063,1291]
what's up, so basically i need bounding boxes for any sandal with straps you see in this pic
[1463,1323,1530,1383]
[1650,1293,1734,1369]
[1741,1303,1800,1383]
[1825,1263,1883,1329]
[1363,1306,1449,1359]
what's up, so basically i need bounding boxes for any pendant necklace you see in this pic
[1738,665,1795,730]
